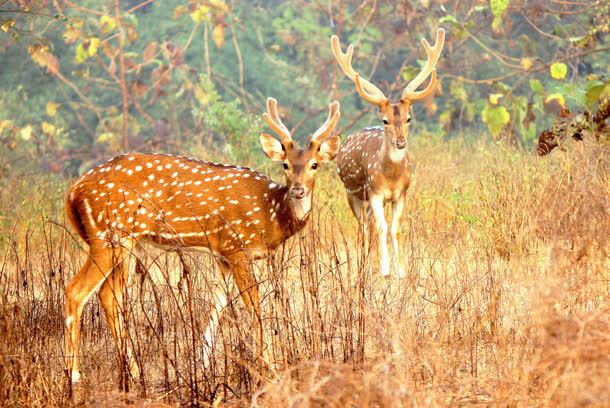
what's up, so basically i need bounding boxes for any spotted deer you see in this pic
[330,29,445,277]
[64,97,341,382]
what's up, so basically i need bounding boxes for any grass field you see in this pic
[0,136,608,407]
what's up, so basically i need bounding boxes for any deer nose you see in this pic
[291,186,306,199]
[395,139,407,149]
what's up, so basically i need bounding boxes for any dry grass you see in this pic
[0,137,608,407]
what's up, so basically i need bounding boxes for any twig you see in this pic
[62,0,105,16]
[444,45,610,85]
[522,13,565,41]
[203,22,212,80]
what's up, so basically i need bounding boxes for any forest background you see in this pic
[1,0,608,172]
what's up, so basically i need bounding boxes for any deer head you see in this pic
[331,29,445,155]
[259,97,341,219]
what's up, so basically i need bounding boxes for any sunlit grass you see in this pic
[0,137,608,406]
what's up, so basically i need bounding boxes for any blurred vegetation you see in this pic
[0,0,609,179]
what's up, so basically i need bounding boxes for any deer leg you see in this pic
[226,254,269,371]
[347,193,369,237]
[202,261,235,368]
[391,194,406,278]
[370,195,390,278]
[65,245,114,383]
[98,243,140,380]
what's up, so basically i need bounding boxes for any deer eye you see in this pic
[311,163,318,170]
[282,163,289,170]
[382,119,390,125]
[406,117,411,123]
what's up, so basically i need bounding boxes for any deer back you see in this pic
[67,153,297,257]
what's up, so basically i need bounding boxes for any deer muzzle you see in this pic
[291,185,307,199]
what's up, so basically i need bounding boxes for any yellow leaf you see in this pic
[42,122,56,135]
[28,45,60,74]
[0,120,13,134]
[194,84,210,106]
[46,102,60,117]
[97,132,116,144]
[28,45,50,67]
[1,19,15,33]
[544,94,566,111]
[99,15,116,34]
[20,125,33,141]
[212,24,225,49]
[126,26,139,43]
[520,58,533,71]
[488,93,504,105]
[63,26,82,44]
[86,37,101,57]
[190,5,211,24]
[550,62,568,80]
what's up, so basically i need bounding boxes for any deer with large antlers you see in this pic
[64,98,341,382]
[330,28,445,277]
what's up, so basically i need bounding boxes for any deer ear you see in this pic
[260,133,286,161]
[317,135,341,162]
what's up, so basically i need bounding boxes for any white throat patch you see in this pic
[292,194,312,220]
[388,146,408,162]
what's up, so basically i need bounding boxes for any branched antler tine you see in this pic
[355,74,386,105]
[330,35,387,106]
[263,97,292,143]
[311,101,341,145]
[402,28,445,101]
[403,69,437,101]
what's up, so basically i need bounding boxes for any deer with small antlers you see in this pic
[64,97,341,382]
[330,28,445,277]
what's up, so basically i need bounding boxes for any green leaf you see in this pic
[490,0,509,31]
[585,83,610,108]
[530,79,544,95]
[449,79,468,102]
[482,104,510,138]
[550,62,567,80]
[490,0,509,17]
[439,15,460,26]
[97,132,117,144]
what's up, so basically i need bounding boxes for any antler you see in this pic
[263,97,293,144]
[330,35,387,106]
[310,101,341,146]
[401,28,445,102]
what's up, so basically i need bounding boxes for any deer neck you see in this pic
[380,131,408,165]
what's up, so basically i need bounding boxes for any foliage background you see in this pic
[1,0,609,176]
